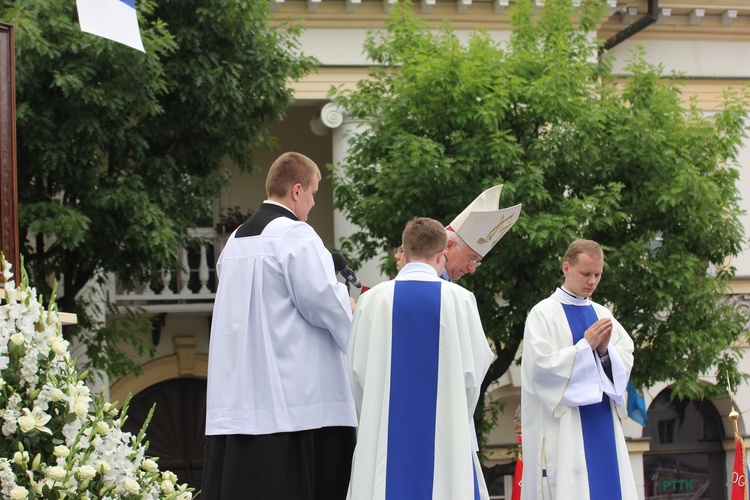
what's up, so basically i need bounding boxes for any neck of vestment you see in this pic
[398,262,439,279]
[235,202,298,238]
[552,287,591,306]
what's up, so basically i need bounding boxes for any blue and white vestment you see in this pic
[520,288,637,500]
[346,263,494,500]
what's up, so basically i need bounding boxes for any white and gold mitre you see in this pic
[447,184,522,258]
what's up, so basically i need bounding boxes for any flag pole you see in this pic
[511,405,523,500]
[728,373,749,500]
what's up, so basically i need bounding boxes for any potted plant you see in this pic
[216,205,252,234]
[0,255,193,499]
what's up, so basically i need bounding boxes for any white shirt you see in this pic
[206,215,357,435]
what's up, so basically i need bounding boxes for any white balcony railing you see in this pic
[110,227,226,313]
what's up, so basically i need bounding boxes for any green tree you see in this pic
[2,0,315,376]
[332,0,749,468]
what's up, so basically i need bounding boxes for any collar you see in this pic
[397,262,441,281]
[260,201,298,220]
[551,286,591,306]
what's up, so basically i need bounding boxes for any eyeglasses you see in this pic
[456,242,481,267]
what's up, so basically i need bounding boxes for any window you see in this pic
[658,418,676,444]
[488,474,515,499]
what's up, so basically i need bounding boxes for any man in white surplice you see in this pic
[203,152,357,500]
[521,239,637,500]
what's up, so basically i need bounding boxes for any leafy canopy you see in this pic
[2,0,315,376]
[332,0,749,443]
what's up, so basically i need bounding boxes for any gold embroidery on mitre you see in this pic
[477,213,517,246]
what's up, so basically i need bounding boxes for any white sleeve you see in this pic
[598,313,634,407]
[560,338,607,407]
[561,308,634,408]
[523,303,580,418]
[281,224,353,352]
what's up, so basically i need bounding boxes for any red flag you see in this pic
[732,437,749,500]
[511,433,522,500]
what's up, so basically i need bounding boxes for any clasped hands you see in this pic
[584,317,612,356]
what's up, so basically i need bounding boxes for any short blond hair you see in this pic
[265,152,321,198]
[402,217,447,261]
[564,239,604,265]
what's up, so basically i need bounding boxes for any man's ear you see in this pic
[562,261,570,276]
[290,182,302,200]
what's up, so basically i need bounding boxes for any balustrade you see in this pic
[111,227,226,313]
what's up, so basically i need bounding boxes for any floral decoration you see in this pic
[0,253,193,499]
[217,205,252,233]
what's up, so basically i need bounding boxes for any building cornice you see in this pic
[290,66,750,108]
[271,0,750,41]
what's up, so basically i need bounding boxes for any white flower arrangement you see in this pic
[0,254,193,499]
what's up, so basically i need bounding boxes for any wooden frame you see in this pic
[0,23,19,278]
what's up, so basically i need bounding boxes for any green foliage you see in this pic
[74,301,158,381]
[332,0,749,442]
[2,0,316,374]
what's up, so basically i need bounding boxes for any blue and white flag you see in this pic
[626,381,648,427]
[76,0,145,52]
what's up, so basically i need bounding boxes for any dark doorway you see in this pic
[643,388,726,499]
[122,378,207,492]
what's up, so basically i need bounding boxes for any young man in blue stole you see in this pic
[346,217,495,500]
[520,239,637,499]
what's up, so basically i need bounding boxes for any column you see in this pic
[316,102,389,290]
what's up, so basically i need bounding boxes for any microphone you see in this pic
[331,252,362,288]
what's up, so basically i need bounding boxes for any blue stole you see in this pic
[561,304,623,500]
[386,281,480,500]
